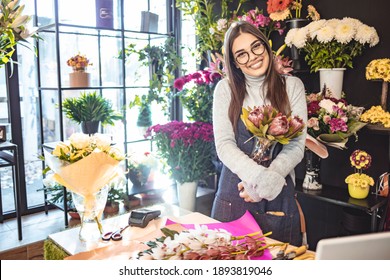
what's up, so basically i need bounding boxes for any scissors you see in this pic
[101,224,130,241]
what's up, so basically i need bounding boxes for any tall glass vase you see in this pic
[71,185,109,242]
[251,137,277,167]
[302,149,322,190]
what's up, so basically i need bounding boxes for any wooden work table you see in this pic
[47,203,315,260]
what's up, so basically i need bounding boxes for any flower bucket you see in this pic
[177,181,198,211]
[69,71,90,87]
[285,18,309,71]
[348,183,370,199]
[319,68,346,99]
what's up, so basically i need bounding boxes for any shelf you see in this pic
[364,123,390,135]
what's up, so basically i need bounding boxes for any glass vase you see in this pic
[302,149,322,190]
[71,185,109,242]
[251,137,276,167]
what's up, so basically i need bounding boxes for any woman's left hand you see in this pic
[238,182,255,203]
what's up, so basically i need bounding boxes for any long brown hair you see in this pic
[224,21,291,133]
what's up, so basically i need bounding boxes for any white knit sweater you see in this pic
[212,74,308,201]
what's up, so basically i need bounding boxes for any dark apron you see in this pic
[211,119,302,246]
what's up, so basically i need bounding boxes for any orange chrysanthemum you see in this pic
[267,0,293,14]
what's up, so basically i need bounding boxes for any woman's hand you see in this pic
[238,182,255,203]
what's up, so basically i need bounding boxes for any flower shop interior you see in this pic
[0,0,389,261]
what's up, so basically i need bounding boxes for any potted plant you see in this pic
[127,151,158,187]
[145,121,215,211]
[62,91,122,134]
[174,69,222,123]
[67,53,92,87]
[285,17,380,98]
[104,185,126,215]
[119,37,182,125]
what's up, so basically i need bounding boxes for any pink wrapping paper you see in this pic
[166,210,273,260]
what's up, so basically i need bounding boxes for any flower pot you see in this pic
[104,201,119,215]
[69,71,90,87]
[81,121,100,135]
[285,19,309,71]
[176,181,198,211]
[348,183,370,199]
[319,68,346,99]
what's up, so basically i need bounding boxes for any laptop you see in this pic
[315,231,390,260]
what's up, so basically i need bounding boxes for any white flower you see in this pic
[69,133,90,150]
[307,19,326,39]
[316,25,335,43]
[291,28,308,49]
[355,24,376,45]
[334,21,355,44]
[52,142,70,157]
[93,133,111,151]
[209,27,215,35]
[216,19,227,31]
[326,18,341,29]
[319,99,337,114]
[369,28,380,47]
[284,28,296,47]
[342,17,363,29]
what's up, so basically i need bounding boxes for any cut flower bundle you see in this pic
[306,90,366,149]
[133,225,273,260]
[240,105,304,165]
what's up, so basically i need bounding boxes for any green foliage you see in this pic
[62,91,122,126]
[0,0,41,69]
[106,185,126,205]
[119,38,182,116]
[304,40,364,72]
[175,0,247,56]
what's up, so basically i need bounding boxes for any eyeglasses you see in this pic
[234,40,266,65]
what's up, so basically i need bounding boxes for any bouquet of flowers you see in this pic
[306,90,366,150]
[67,53,92,72]
[44,133,125,239]
[345,150,374,199]
[134,225,272,260]
[174,70,222,123]
[127,151,158,186]
[285,17,379,72]
[240,105,304,166]
[145,121,215,184]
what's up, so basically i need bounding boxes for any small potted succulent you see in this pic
[62,91,122,134]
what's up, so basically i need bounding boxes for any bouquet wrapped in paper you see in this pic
[240,105,305,166]
[306,90,366,156]
[44,133,125,220]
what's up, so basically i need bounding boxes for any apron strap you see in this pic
[295,196,308,247]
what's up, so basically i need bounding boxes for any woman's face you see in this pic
[231,32,269,77]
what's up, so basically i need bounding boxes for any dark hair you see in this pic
[224,21,291,133]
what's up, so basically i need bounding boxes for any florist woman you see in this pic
[211,21,307,246]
